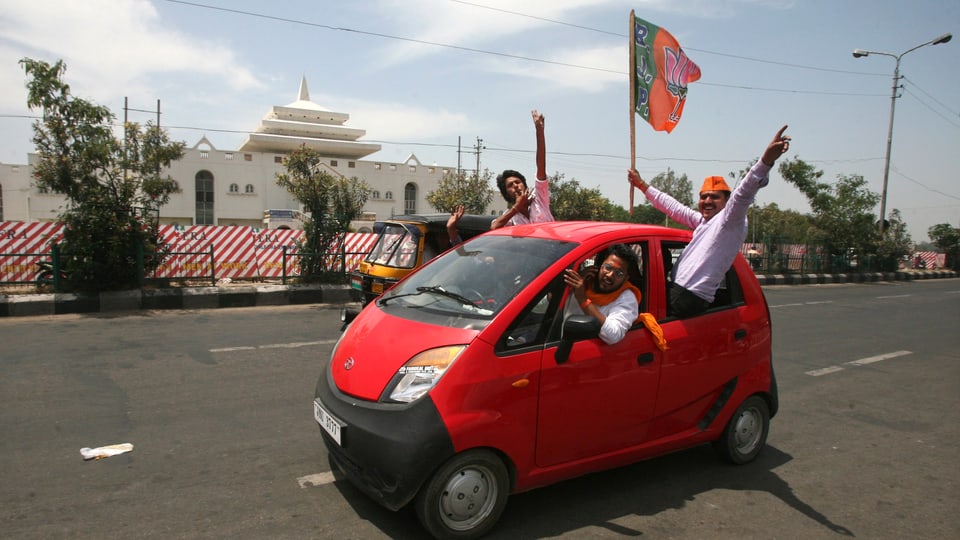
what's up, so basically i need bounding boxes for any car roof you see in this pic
[485,221,693,243]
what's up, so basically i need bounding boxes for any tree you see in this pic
[276,146,371,280]
[750,203,814,245]
[425,169,494,214]
[779,158,879,258]
[22,58,184,292]
[928,223,960,270]
[548,173,614,221]
[626,168,694,227]
[874,209,912,271]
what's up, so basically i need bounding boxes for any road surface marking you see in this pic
[806,366,845,377]
[806,350,912,376]
[769,303,804,308]
[876,294,912,299]
[805,301,834,305]
[298,472,336,488]
[210,339,338,353]
[845,350,912,366]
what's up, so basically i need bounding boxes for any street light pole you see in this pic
[852,32,952,234]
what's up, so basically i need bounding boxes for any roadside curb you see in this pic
[754,270,958,286]
[1,271,956,318]
[0,283,354,318]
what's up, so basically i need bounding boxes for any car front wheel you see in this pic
[414,449,510,540]
[713,395,770,464]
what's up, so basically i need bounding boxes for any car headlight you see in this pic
[385,346,465,403]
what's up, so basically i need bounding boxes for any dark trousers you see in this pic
[669,284,710,318]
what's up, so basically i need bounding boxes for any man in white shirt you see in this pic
[563,244,641,345]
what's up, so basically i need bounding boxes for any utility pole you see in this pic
[473,137,485,177]
[457,136,462,177]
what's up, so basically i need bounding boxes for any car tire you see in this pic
[414,449,510,540]
[713,395,769,465]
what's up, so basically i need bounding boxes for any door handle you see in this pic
[637,352,655,365]
[734,329,747,341]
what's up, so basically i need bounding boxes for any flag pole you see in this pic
[628,10,637,214]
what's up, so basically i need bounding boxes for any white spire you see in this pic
[297,75,310,102]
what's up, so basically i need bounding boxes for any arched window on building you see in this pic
[385,191,393,200]
[404,182,417,215]
[195,170,214,225]
[245,184,255,194]
[229,183,239,193]
[371,190,380,200]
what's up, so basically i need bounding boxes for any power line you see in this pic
[892,166,960,201]
[903,89,960,129]
[903,76,959,116]
[163,0,622,75]
[0,112,891,169]
[448,0,889,77]
[162,0,887,96]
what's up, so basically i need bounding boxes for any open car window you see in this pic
[661,240,745,318]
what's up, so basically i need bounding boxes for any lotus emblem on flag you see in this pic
[344,357,355,370]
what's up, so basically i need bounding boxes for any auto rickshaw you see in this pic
[348,213,492,307]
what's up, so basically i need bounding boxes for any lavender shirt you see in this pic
[644,160,771,302]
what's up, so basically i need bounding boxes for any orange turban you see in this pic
[700,176,731,193]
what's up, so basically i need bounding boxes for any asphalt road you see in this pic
[1,279,958,539]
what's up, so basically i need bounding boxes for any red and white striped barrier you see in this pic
[1,222,378,282]
[253,228,303,278]
[0,222,64,282]
[912,251,945,269]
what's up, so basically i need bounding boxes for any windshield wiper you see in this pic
[415,286,476,306]
[378,286,492,315]
[378,290,424,306]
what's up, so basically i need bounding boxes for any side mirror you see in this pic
[555,315,601,364]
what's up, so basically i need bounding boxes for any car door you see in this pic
[534,241,664,468]
[649,240,749,439]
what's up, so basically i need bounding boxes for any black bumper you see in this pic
[314,361,455,511]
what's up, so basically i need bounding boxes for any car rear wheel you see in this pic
[713,395,769,464]
[414,449,509,540]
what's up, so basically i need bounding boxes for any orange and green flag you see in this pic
[632,15,701,133]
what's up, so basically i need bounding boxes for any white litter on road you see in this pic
[81,443,134,461]
[297,472,336,488]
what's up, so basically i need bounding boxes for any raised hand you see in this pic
[761,125,791,166]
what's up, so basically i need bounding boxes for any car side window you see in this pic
[555,241,649,340]
[496,275,566,353]
[661,241,684,318]
[707,265,745,311]
[661,240,745,316]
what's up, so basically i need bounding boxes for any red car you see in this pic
[314,221,778,539]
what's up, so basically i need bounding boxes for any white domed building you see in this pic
[0,77,501,231]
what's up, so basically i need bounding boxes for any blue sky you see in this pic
[1,0,957,241]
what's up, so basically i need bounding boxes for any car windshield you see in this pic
[364,223,421,268]
[378,235,576,326]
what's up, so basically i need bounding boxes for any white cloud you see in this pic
[0,0,261,114]
[331,96,470,141]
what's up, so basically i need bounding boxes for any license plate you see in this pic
[314,399,344,446]
[372,282,384,294]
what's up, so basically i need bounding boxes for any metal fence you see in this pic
[1,243,369,293]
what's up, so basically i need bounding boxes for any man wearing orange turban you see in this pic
[627,126,792,318]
